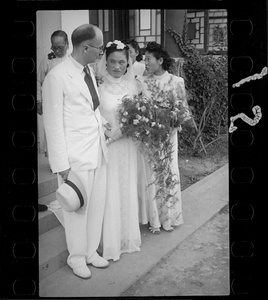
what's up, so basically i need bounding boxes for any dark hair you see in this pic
[71,25,96,47]
[122,39,143,62]
[105,42,129,62]
[51,30,69,44]
[145,42,174,72]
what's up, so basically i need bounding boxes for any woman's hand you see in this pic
[105,128,122,141]
[103,122,112,131]
[184,118,196,130]
[96,74,104,86]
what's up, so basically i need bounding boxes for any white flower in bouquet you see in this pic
[141,106,146,112]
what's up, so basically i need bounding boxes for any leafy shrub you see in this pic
[166,24,228,154]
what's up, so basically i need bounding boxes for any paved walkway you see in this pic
[122,204,229,296]
[39,163,228,297]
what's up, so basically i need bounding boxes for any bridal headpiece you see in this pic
[106,40,127,50]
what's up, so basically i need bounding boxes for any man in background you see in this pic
[37,30,69,157]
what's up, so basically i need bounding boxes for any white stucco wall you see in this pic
[36,11,61,70]
[61,10,90,53]
[36,10,90,70]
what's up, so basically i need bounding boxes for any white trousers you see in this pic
[58,152,107,269]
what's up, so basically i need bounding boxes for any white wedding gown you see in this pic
[98,73,141,261]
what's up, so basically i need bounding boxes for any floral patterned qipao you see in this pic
[137,71,191,231]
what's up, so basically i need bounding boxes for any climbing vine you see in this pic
[166,16,228,154]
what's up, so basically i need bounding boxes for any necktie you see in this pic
[83,66,100,111]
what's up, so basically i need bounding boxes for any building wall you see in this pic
[36,11,61,69]
[61,10,90,53]
[129,9,162,50]
[164,10,186,58]
[36,10,90,70]
[186,10,207,52]
[187,9,227,54]
[207,9,227,52]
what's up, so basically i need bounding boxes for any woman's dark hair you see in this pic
[122,39,143,62]
[51,30,69,45]
[105,42,129,62]
[145,42,174,72]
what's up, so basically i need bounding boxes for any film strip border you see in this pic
[228,1,267,296]
[2,0,267,298]
[3,1,38,298]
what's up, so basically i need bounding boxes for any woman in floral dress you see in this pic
[136,42,193,233]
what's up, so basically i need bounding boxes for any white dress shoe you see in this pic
[88,255,109,268]
[72,265,91,279]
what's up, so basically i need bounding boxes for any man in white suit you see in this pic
[43,24,109,279]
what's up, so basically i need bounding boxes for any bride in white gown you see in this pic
[97,40,141,261]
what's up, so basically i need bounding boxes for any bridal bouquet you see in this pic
[118,78,190,204]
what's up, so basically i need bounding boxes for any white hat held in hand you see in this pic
[56,171,86,212]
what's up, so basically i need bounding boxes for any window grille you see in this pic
[129,9,162,50]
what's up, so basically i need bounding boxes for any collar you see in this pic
[69,54,84,74]
[153,71,169,79]
[48,51,69,61]
[106,72,122,83]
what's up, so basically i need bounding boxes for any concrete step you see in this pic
[38,191,57,207]
[38,177,58,198]
[39,164,228,297]
[39,209,61,235]
[39,225,68,281]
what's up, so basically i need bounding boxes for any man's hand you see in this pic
[58,168,71,182]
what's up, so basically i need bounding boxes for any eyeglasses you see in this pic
[86,44,104,52]
[51,44,67,52]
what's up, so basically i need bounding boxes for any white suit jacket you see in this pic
[42,56,108,173]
